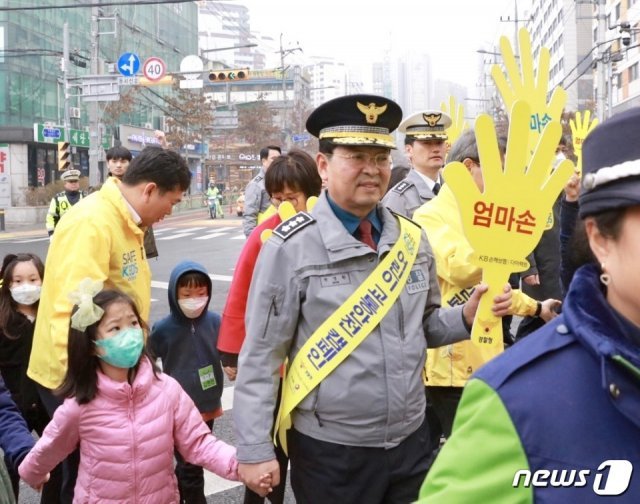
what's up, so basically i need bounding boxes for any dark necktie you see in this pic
[357,220,377,251]
[432,182,441,195]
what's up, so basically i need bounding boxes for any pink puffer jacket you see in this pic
[19,357,238,503]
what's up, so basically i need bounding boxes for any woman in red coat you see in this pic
[218,149,322,504]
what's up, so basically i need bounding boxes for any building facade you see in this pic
[0,0,197,210]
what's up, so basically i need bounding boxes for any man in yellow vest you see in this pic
[232,95,513,503]
[45,169,85,236]
[28,147,190,503]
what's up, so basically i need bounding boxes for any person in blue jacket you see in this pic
[418,107,640,502]
[150,260,224,504]
[1,372,35,504]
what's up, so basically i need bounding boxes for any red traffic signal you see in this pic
[208,69,249,81]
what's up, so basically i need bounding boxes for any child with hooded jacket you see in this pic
[150,260,225,504]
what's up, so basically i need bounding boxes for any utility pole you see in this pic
[596,0,608,122]
[279,33,302,145]
[88,5,102,186]
[62,22,71,145]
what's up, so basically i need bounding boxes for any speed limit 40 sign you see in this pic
[143,57,166,82]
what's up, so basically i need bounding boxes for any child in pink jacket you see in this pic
[19,283,272,503]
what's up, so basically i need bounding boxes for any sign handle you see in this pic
[470,265,510,350]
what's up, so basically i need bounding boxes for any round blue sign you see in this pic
[117,52,141,77]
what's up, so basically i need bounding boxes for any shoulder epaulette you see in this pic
[56,191,65,198]
[253,174,264,183]
[273,212,315,240]
[392,181,413,194]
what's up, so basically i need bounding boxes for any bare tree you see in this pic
[237,94,281,147]
[162,84,216,149]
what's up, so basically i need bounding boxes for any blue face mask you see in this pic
[95,327,144,369]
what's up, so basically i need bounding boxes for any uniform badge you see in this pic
[406,268,428,294]
[393,181,412,194]
[319,273,351,288]
[423,112,442,127]
[273,212,315,240]
[357,102,388,124]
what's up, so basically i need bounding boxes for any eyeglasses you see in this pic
[327,152,391,168]
[271,192,304,207]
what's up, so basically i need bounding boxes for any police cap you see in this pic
[61,169,81,182]
[399,110,452,141]
[306,94,402,149]
[579,107,640,218]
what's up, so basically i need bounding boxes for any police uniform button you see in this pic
[609,383,621,399]
[556,324,569,334]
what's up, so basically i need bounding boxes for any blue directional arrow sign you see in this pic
[117,52,140,77]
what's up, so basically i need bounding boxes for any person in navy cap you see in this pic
[417,107,640,502]
[232,94,513,503]
[383,110,452,217]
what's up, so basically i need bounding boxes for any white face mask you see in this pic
[10,283,42,306]
[178,297,208,319]
[553,151,567,168]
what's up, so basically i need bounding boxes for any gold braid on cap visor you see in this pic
[319,127,396,148]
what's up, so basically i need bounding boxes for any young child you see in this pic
[19,281,268,502]
[150,260,225,504]
[0,253,53,501]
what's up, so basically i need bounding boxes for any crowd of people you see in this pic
[1,93,638,504]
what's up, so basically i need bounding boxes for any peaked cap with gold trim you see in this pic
[399,109,452,140]
[306,94,402,149]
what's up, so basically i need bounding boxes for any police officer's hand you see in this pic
[239,460,279,497]
[462,283,513,327]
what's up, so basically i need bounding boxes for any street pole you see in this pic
[280,33,287,135]
[62,23,71,146]
[596,0,607,122]
[88,5,101,186]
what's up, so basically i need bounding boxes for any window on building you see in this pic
[615,3,621,21]
[630,62,639,81]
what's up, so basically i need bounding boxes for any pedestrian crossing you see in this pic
[154,226,245,241]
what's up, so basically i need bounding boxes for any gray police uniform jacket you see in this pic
[242,169,271,236]
[233,192,469,463]
[382,169,437,218]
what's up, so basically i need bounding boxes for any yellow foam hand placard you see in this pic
[442,100,574,349]
[259,197,318,243]
[569,110,599,177]
[491,27,567,157]
[441,96,468,156]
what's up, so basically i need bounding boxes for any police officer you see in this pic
[232,94,513,503]
[45,169,85,236]
[382,110,452,217]
[243,145,281,236]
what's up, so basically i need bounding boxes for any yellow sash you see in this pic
[275,215,422,453]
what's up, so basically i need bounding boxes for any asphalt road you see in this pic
[2,209,296,503]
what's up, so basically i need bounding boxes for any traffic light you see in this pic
[208,68,249,81]
[57,141,71,171]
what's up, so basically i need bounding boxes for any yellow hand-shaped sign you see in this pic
[442,100,573,349]
[569,110,599,177]
[260,196,319,243]
[441,95,468,157]
[492,27,567,157]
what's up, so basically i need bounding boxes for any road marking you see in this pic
[13,237,50,243]
[173,227,206,233]
[152,227,175,234]
[156,232,196,241]
[193,232,227,240]
[211,226,236,232]
[231,234,246,240]
[150,273,232,291]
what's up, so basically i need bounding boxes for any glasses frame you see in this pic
[326,152,392,169]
